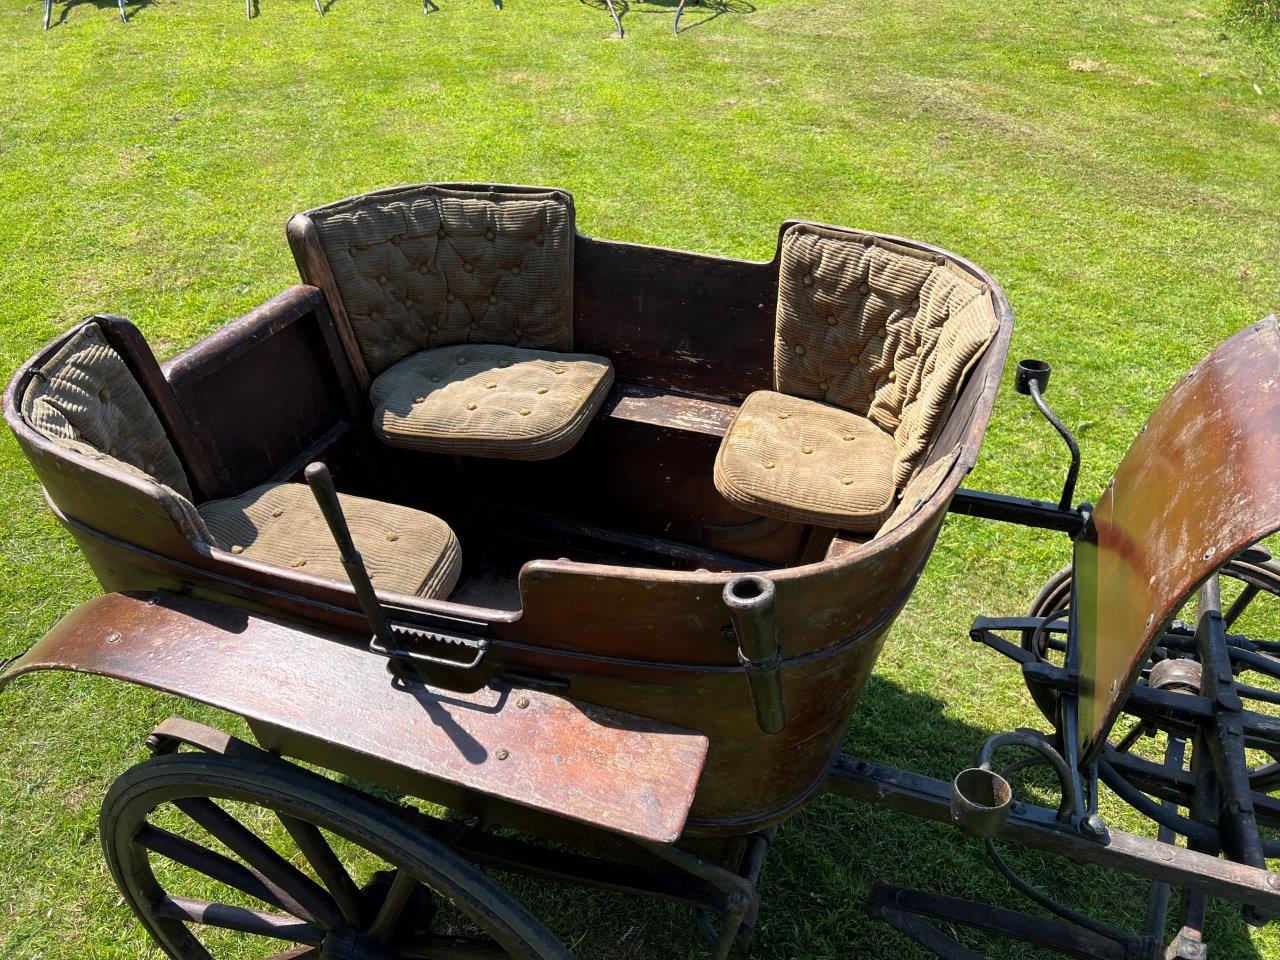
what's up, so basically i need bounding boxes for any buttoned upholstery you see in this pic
[22,322,462,600]
[714,223,997,531]
[370,344,614,460]
[714,391,897,530]
[23,324,193,499]
[199,483,462,599]
[302,184,576,378]
[297,184,612,462]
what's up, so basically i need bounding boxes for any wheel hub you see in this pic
[319,927,396,960]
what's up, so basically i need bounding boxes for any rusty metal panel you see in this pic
[0,592,708,844]
[1077,317,1280,762]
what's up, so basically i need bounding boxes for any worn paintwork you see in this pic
[1076,316,1280,763]
[0,591,709,844]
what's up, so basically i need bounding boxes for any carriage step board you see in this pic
[0,591,710,844]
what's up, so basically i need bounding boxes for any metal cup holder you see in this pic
[950,766,1013,838]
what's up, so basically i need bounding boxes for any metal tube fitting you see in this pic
[724,575,787,735]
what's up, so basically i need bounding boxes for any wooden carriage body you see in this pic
[3,188,1012,841]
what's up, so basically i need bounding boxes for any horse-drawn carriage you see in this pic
[3,182,1279,959]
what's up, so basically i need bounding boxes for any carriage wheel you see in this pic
[100,750,571,960]
[1020,553,1280,751]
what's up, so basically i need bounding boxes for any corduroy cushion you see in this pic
[22,324,193,499]
[369,343,615,461]
[305,184,576,377]
[713,390,897,531]
[199,483,462,600]
[775,224,999,487]
[875,448,960,538]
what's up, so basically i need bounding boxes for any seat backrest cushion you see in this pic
[22,323,194,501]
[304,184,576,377]
[775,223,998,487]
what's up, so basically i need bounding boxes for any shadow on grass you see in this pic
[493,673,1267,959]
[578,0,755,36]
[49,0,148,27]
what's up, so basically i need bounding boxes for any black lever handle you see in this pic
[304,462,409,674]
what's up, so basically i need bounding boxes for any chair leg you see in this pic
[43,0,52,29]
[245,0,251,20]
[118,0,127,22]
[314,0,323,16]
[673,0,686,33]
[602,0,622,36]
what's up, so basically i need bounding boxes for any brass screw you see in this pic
[495,748,509,761]
[105,632,121,643]
[516,696,530,709]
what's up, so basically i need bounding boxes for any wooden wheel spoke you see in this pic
[278,813,364,925]
[367,868,420,945]
[155,894,324,945]
[174,797,343,931]
[136,823,301,917]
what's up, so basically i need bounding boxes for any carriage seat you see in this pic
[714,223,998,532]
[291,183,614,461]
[21,322,462,599]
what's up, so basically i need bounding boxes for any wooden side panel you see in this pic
[163,286,367,499]
[573,236,778,399]
[1077,317,1280,762]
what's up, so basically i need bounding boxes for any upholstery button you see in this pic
[271,508,283,518]
[916,346,925,357]
[862,237,875,247]
[826,316,838,326]
[488,295,497,304]
[537,387,548,394]
[841,475,856,485]
[802,274,814,287]
[777,412,790,420]
[499,360,511,368]
[859,284,869,295]
[385,532,399,542]
[292,558,307,568]
[843,433,855,441]
[231,545,244,555]
[520,408,532,416]
[456,356,468,365]
[802,446,813,454]
[554,368,564,375]
[486,382,497,389]
[486,229,495,241]
[438,227,446,238]
[419,264,430,274]
[795,345,806,356]
[935,254,946,265]
[512,266,521,275]
[466,402,477,411]
[819,381,829,390]
[463,263,473,273]
[429,324,439,332]
[763,460,776,469]
[513,327,523,337]
[98,388,110,402]
[888,371,898,382]
[430,376,440,383]
[378,275,387,283]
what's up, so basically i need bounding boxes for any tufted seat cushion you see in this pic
[369,343,615,461]
[713,391,897,531]
[199,482,462,600]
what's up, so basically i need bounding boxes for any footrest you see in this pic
[2,592,710,844]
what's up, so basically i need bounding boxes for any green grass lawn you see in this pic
[1,0,1279,955]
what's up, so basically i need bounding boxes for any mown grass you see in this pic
[0,0,1279,956]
